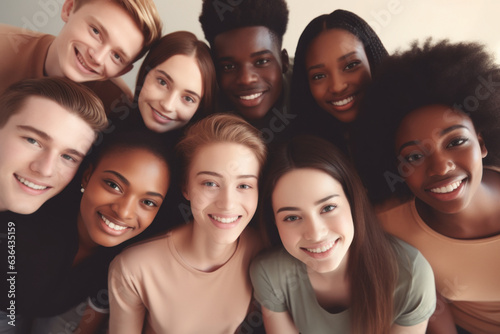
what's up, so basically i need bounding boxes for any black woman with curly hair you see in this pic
[355,39,500,333]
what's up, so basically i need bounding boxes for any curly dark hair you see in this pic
[291,9,388,155]
[199,0,289,48]
[353,39,500,204]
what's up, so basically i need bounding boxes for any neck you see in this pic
[44,41,62,77]
[73,212,99,266]
[175,222,238,272]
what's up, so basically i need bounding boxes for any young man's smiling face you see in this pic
[214,26,288,121]
[46,0,144,82]
[0,96,95,214]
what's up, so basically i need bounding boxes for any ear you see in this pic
[280,49,290,74]
[115,64,134,77]
[81,163,94,189]
[61,0,75,23]
[478,133,488,158]
[182,186,190,202]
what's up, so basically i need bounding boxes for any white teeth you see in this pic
[101,214,128,231]
[331,95,354,106]
[17,176,47,190]
[211,215,239,224]
[306,241,335,254]
[154,109,168,120]
[430,180,463,194]
[240,92,263,100]
[76,51,93,72]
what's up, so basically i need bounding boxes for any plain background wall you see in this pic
[1,0,500,90]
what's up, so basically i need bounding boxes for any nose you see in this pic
[328,71,348,94]
[237,64,258,85]
[427,153,456,176]
[30,151,57,177]
[159,91,177,114]
[303,215,328,241]
[88,46,106,66]
[215,187,235,211]
[111,195,136,221]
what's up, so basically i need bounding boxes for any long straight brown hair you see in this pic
[260,135,398,334]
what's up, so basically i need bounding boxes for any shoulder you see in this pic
[392,238,436,325]
[111,232,171,271]
[250,247,300,280]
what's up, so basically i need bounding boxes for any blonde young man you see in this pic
[0,0,163,113]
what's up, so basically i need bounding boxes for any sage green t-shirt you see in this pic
[250,239,436,333]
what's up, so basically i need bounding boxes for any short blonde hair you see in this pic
[176,113,267,187]
[0,77,108,134]
[74,0,163,60]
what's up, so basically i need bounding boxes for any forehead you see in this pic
[214,26,281,59]
[396,105,476,142]
[189,142,260,175]
[273,168,345,202]
[307,28,365,60]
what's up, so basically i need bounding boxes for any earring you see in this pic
[80,185,85,193]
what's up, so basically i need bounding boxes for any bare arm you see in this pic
[426,293,458,334]
[261,306,299,334]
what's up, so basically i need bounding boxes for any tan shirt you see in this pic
[0,24,126,114]
[108,227,262,334]
[378,200,500,333]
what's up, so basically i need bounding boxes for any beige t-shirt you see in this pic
[378,200,500,333]
[108,227,262,334]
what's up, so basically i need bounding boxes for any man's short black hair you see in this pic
[199,0,289,48]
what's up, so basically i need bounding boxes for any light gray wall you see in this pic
[2,0,499,90]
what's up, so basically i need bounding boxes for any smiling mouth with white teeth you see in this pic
[75,49,96,73]
[16,175,48,190]
[210,214,240,224]
[429,179,463,194]
[304,240,336,254]
[100,213,129,231]
[330,95,354,106]
[239,92,263,101]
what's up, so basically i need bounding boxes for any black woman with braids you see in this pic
[291,9,388,157]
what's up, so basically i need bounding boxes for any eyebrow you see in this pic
[397,124,470,154]
[155,69,201,99]
[307,51,357,72]
[276,194,339,213]
[103,170,165,199]
[17,125,86,159]
[196,171,258,179]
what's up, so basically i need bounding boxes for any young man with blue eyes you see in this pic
[199,0,296,143]
[0,77,107,215]
[0,0,163,113]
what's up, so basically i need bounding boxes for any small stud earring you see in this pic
[80,185,85,193]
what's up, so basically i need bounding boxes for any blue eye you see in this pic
[321,204,336,213]
[203,181,217,187]
[61,154,77,163]
[284,215,300,222]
